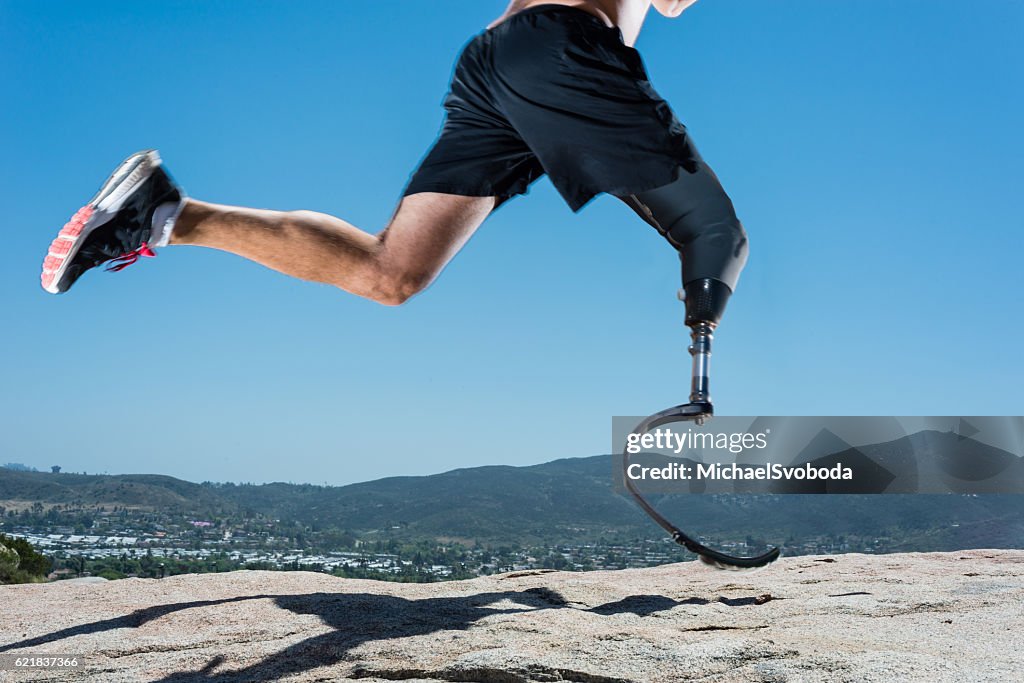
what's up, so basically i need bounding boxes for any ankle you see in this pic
[167,199,207,245]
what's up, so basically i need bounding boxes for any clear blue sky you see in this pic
[1,1,1021,485]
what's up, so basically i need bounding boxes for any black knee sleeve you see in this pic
[618,164,748,326]
[623,165,748,291]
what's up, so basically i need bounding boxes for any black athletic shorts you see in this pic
[402,4,700,212]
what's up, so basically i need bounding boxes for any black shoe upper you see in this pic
[58,165,180,292]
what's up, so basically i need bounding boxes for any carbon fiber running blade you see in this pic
[624,404,782,571]
[694,544,781,571]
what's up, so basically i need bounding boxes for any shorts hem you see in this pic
[402,181,530,208]
[564,163,690,212]
[403,182,497,198]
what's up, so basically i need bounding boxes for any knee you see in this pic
[663,197,745,251]
[697,217,748,261]
[667,213,749,264]
[370,269,432,306]
[676,217,749,291]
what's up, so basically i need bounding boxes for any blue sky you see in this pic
[1,1,1021,485]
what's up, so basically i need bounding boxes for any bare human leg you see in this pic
[169,192,498,305]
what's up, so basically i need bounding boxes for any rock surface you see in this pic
[1,550,1021,682]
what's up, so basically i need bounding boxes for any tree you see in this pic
[0,545,19,572]
[0,534,52,584]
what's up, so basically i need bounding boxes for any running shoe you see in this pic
[41,150,185,294]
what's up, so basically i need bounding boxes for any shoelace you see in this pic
[105,243,157,272]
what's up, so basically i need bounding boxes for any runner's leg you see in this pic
[170,192,497,305]
[619,161,748,294]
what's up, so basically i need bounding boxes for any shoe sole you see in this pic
[41,150,162,294]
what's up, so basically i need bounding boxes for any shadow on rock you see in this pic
[0,596,264,654]
[3,585,772,682]
[590,595,710,616]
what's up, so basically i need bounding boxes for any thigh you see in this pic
[377,192,498,284]
[490,8,698,211]
[403,31,544,207]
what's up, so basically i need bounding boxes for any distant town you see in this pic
[3,461,977,584]
[1,501,882,583]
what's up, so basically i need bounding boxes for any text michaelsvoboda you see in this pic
[627,462,855,481]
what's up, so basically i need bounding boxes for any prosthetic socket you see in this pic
[620,165,749,408]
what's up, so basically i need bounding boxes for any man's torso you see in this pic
[489,0,652,46]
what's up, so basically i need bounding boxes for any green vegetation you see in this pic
[0,533,51,584]
[2,441,1022,585]
[51,550,240,580]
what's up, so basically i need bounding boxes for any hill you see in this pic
[2,440,1022,551]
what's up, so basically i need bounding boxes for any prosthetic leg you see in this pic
[618,165,780,569]
[620,161,747,419]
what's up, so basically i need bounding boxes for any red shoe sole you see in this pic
[41,205,94,292]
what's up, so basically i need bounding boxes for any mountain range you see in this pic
[2,431,1022,549]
